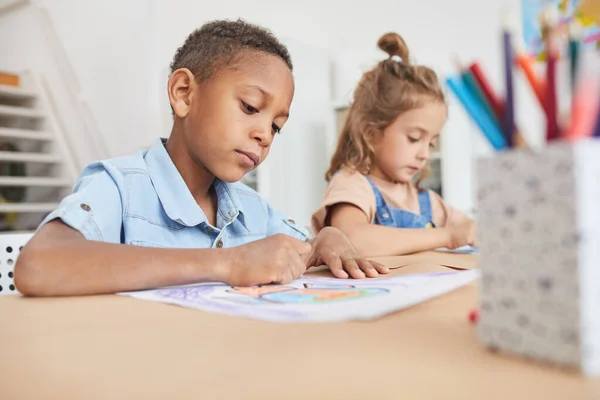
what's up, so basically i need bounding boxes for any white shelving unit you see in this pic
[0,71,77,231]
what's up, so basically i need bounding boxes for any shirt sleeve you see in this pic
[429,190,471,228]
[311,170,376,233]
[265,202,310,241]
[38,162,124,243]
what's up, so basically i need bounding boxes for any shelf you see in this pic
[0,202,57,213]
[0,127,53,141]
[0,104,44,119]
[0,85,36,102]
[0,176,70,187]
[0,151,62,163]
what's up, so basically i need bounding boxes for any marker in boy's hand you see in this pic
[223,234,311,286]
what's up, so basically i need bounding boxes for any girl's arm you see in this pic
[328,203,474,257]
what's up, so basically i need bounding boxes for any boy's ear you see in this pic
[168,68,195,118]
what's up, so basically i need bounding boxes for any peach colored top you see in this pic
[312,169,467,233]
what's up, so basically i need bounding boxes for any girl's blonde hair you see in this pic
[326,32,446,189]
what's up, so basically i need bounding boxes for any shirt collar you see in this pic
[144,138,247,228]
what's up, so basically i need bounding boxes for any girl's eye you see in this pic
[429,142,437,149]
[408,137,419,143]
[272,123,281,134]
[242,102,259,113]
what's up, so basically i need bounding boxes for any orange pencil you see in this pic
[515,41,546,112]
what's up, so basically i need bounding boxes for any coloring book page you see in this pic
[119,270,479,323]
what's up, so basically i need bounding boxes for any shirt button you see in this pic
[206,226,214,233]
[382,213,389,219]
[80,203,91,212]
[287,219,295,224]
[425,222,433,228]
[216,239,224,248]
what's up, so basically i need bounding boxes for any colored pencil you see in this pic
[446,75,508,151]
[543,8,561,142]
[467,61,529,149]
[514,40,546,112]
[502,14,515,147]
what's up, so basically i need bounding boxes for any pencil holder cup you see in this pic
[476,138,600,376]
[0,232,33,296]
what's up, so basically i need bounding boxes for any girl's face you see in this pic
[370,101,447,184]
[169,51,295,183]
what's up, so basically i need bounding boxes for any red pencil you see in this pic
[564,52,600,141]
[469,62,504,121]
[543,8,561,141]
[468,62,529,148]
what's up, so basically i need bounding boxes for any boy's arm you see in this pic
[329,203,472,257]
[15,220,231,296]
[16,221,312,297]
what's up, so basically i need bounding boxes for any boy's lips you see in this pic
[236,150,260,166]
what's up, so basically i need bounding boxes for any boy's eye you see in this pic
[242,102,259,114]
[272,123,281,134]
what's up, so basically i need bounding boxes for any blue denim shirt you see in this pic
[40,138,309,248]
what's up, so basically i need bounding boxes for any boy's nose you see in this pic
[251,126,273,147]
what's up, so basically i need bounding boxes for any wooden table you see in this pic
[1,252,599,399]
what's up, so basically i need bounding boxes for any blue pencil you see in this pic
[446,76,508,151]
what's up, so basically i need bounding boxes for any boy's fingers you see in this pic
[370,260,390,274]
[342,259,365,279]
[292,253,308,278]
[322,254,348,278]
[357,258,379,278]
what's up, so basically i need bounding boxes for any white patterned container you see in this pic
[476,138,600,376]
[0,232,33,295]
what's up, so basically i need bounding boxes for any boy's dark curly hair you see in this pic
[170,19,293,82]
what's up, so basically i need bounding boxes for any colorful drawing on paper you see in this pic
[522,0,600,60]
[119,270,480,323]
[220,284,389,305]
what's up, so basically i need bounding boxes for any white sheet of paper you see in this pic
[435,245,479,254]
[119,270,480,323]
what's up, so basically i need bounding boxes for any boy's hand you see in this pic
[305,227,389,279]
[223,234,311,286]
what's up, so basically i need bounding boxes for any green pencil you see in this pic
[569,22,582,91]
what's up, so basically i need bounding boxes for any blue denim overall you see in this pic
[365,177,435,228]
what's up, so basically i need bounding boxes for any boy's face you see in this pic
[170,51,294,183]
